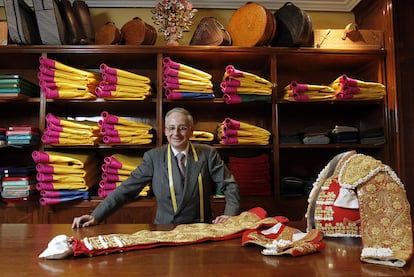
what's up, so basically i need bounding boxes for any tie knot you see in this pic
[177,152,185,162]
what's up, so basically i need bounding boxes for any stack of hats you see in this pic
[99,153,150,198]
[38,56,100,99]
[0,165,37,201]
[218,117,271,145]
[282,81,335,102]
[98,111,154,145]
[32,151,100,205]
[163,57,214,100]
[330,74,386,100]
[96,63,152,100]
[221,65,273,104]
[228,153,272,196]
[6,126,40,147]
[42,113,100,146]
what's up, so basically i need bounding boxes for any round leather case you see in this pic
[227,2,276,47]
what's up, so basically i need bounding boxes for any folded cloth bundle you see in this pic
[39,207,288,259]
[189,130,215,144]
[39,190,89,206]
[330,125,359,143]
[32,150,100,205]
[99,153,148,198]
[98,111,154,145]
[163,57,214,100]
[242,222,325,256]
[42,113,100,146]
[306,151,413,267]
[282,81,335,102]
[96,63,152,100]
[221,65,273,104]
[218,117,271,145]
[228,154,272,196]
[6,126,40,146]
[38,56,100,99]
[330,74,386,100]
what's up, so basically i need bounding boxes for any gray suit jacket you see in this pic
[92,143,240,224]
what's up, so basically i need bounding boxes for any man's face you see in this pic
[164,111,193,151]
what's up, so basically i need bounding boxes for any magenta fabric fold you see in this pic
[101,164,121,175]
[103,156,123,169]
[102,136,121,144]
[42,88,60,99]
[98,188,113,198]
[41,135,59,144]
[32,151,51,164]
[36,172,54,182]
[223,93,242,104]
[289,91,310,101]
[36,163,55,174]
[220,136,239,144]
[339,74,358,86]
[95,87,112,97]
[100,129,119,137]
[46,113,61,126]
[101,172,120,182]
[162,57,180,70]
[223,118,241,129]
[102,73,118,84]
[289,81,309,92]
[43,129,63,138]
[101,111,119,124]
[99,180,117,190]
[100,63,117,75]
[36,182,54,191]
[39,56,57,68]
[225,65,244,77]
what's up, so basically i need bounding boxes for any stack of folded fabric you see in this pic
[163,57,214,100]
[96,63,152,100]
[0,165,37,201]
[228,154,272,196]
[6,126,40,147]
[218,118,271,145]
[359,128,385,145]
[98,111,154,145]
[221,65,273,104]
[42,113,100,146]
[301,126,331,144]
[282,81,335,102]
[190,130,215,144]
[0,74,40,99]
[99,153,150,198]
[38,56,100,99]
[32,150,100,205]
[330,125,359,144]
[330,74,386,100]
[0,127,7,147]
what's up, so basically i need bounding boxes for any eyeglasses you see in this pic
[166,125,190,132]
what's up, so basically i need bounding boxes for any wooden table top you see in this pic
[1,223,413,277]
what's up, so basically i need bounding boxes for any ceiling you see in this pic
[10,1,362,12]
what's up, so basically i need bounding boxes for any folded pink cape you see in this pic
[98,188,113,198]
[162,57,182,70]
[289,91,310,101]
[101,164,122,175]
[223,118,241,130]
[289,81,310,92]
[101,172,121,182]
[225,65,245,77]
[32,151,51,164]
[103,156,123,169]
[338,74,359,86]
[220,136,240,144]
[99,180,118,190]
[100,111,119,125]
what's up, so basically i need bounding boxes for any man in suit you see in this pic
[72,107,240,227]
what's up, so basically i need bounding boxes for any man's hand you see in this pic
[212,215,231,224]
[72,215,98,228]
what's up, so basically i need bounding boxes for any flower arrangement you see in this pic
[152,0,197,45]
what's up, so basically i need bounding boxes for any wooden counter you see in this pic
[1,223,413,276]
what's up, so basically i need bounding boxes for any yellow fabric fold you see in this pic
[47,59,99,79]
[49,136,99,145]
[40,151,95,168]
[51,117,99,131]
[110,154,142,171]
[108,69,151,84]
[225,75,273,88]
[190,130,214,141]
